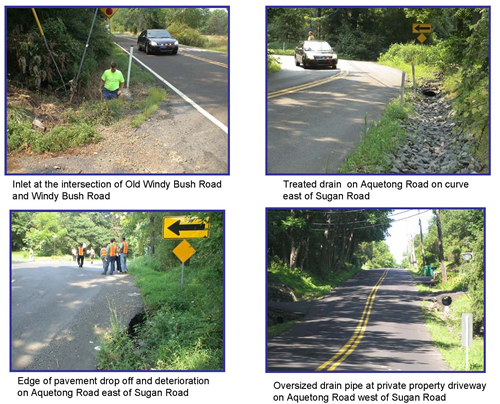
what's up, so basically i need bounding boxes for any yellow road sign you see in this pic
[100,8,119,19]
[173,240,196,263]
[417,33,428,43]
[163,216,210,239]
[412,23,432,34]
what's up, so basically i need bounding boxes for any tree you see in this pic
[205,10,228,35]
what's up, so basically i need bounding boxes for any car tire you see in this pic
[172,50,178,55]
[302,57,308,69]
[332,65,337,69]
[295,57,300,66]
[146,44,151,54]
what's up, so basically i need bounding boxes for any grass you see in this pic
[268,260,361,301]
[7,46,161,153]
[338,99,413,173]
[11,251,73,262]
[130,88,167,127]
[406,266,466,294]
[268,320,299,339]
[421,298,484,371]
[97,256,223,370]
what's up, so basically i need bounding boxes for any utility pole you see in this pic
[435,209,447,282]
[419,217,426,269]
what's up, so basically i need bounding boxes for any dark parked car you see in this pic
[137,29,179,55]
[295,40,337,69]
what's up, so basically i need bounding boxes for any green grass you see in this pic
[111,46,155,85]
[268,260,361,301]
[338,99,413,173]
[11,251,73,262]
[421,298,484,371]
[130,87,167,127]
[268,321,298,339]
[405,266,466,294]
[97,256,223,370]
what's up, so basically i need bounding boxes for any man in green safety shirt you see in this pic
[99,61,125,100]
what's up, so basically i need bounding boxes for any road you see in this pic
[114,35,228,127]
[267,56,402,174]
[267,268,450,371]
[11,259,143,370]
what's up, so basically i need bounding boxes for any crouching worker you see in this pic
[99,61,124,100]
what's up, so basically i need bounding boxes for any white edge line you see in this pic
[115,42,228,134]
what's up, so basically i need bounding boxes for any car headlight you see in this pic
[173,40,178,46]
[305,52,315,59]
[150,41,158,46]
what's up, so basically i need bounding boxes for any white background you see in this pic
[1,0,497,403]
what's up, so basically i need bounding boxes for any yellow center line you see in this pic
[316,269,389,371]
[180,52,228,68]
[267,70,349,99]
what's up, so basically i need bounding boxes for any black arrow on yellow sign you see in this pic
[168,220,206,236]
[413,23,432,34]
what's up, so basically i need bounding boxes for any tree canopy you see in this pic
[268,209,395,277]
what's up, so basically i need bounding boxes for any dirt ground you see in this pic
[7,93,228,174]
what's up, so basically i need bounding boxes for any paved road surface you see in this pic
[267,56,402,174]
[267,268,449,371]
[114,35,228,127]
[11,260,143,370]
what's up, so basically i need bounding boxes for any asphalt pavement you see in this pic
[114,35,228,127]
[11,260,143,370]
[267,268,450,371]
[267,56,402,174]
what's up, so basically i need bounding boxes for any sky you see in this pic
[385,209,434,264]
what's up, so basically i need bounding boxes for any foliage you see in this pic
[339,100,412,173]
[167,22,206,48]
[97,213,223,370]
[267,49,281,73]
[268,209,394,279]
[7,8,114,91]
[411,210,484,334]
[361,241,397,268]
[205,9,228,35]
[7,106,100,152]
[421,300,483,370]
[12,212,122,256]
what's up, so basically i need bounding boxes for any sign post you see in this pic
[164,216,210,291]
[462,313,473,370]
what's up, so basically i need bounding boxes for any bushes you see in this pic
[168,22,206,48]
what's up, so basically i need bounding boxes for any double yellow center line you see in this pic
[181,52,228,68]
[316,269,389,371]
[267,70,349,99]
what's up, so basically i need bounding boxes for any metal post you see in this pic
[435,209,447,283]
[419,216,426,269]
[31,8,68,95]
[400,71,406,106]
[180,262,185,292]
[127,46,133,89]
[412,62,416,94]
[75,8,99,88]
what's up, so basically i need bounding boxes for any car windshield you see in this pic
[148,30,172,38]
[304,41,332,51]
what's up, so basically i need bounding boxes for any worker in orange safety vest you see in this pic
[77,243,85,268]
[102,238,116,275]
[120,237,129,274]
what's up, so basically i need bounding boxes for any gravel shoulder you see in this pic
[7,94,228,174]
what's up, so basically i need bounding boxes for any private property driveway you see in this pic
[267,57,402,174]
[11,260,143,370]
[267,268,449,371]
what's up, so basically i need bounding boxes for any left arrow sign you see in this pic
[163,216,210,239]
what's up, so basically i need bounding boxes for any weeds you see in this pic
[421,299,484,370]
[338,99,412,173]
[131,88,167,128]
[97,256,223,370]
